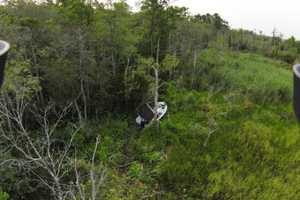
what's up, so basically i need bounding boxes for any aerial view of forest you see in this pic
[0,0,300,199]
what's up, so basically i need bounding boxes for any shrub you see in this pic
[0,192,9,200]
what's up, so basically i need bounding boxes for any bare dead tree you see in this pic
[152,65,159,122]
[0,92,107,200]
[153,38,160,121]
[0,94,78,200]
[77,28,88,121]
[74,136,108,200]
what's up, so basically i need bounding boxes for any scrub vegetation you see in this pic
[0,0,300,199]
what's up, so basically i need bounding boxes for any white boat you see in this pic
[136,101,168,127]
[156,102,168,120]
[0,40,10,56]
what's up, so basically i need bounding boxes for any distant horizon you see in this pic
[127,0,300,40]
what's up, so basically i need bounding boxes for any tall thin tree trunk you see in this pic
[53,176,64,200]
[112,52,116,76]
[90,136,100,200]
[156,38,160,64]
[154,39,160,129]
[192,49,198,88]
[78,29,87,120]
[124,58,130,104]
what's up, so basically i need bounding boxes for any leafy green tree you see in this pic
[2,60,41,99]
[161,54,179,79]
[140,0,170,59]
[194,13,229,30]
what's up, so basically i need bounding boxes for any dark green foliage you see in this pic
[0,192,9,200]
[150,86,299,199]
[0,0,300,199]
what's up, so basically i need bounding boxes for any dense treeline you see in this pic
[1,0,299,114]
[0,0,299,199]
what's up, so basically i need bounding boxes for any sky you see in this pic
[127,0,300,39]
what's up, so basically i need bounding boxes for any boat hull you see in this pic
[136,102,168,126]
